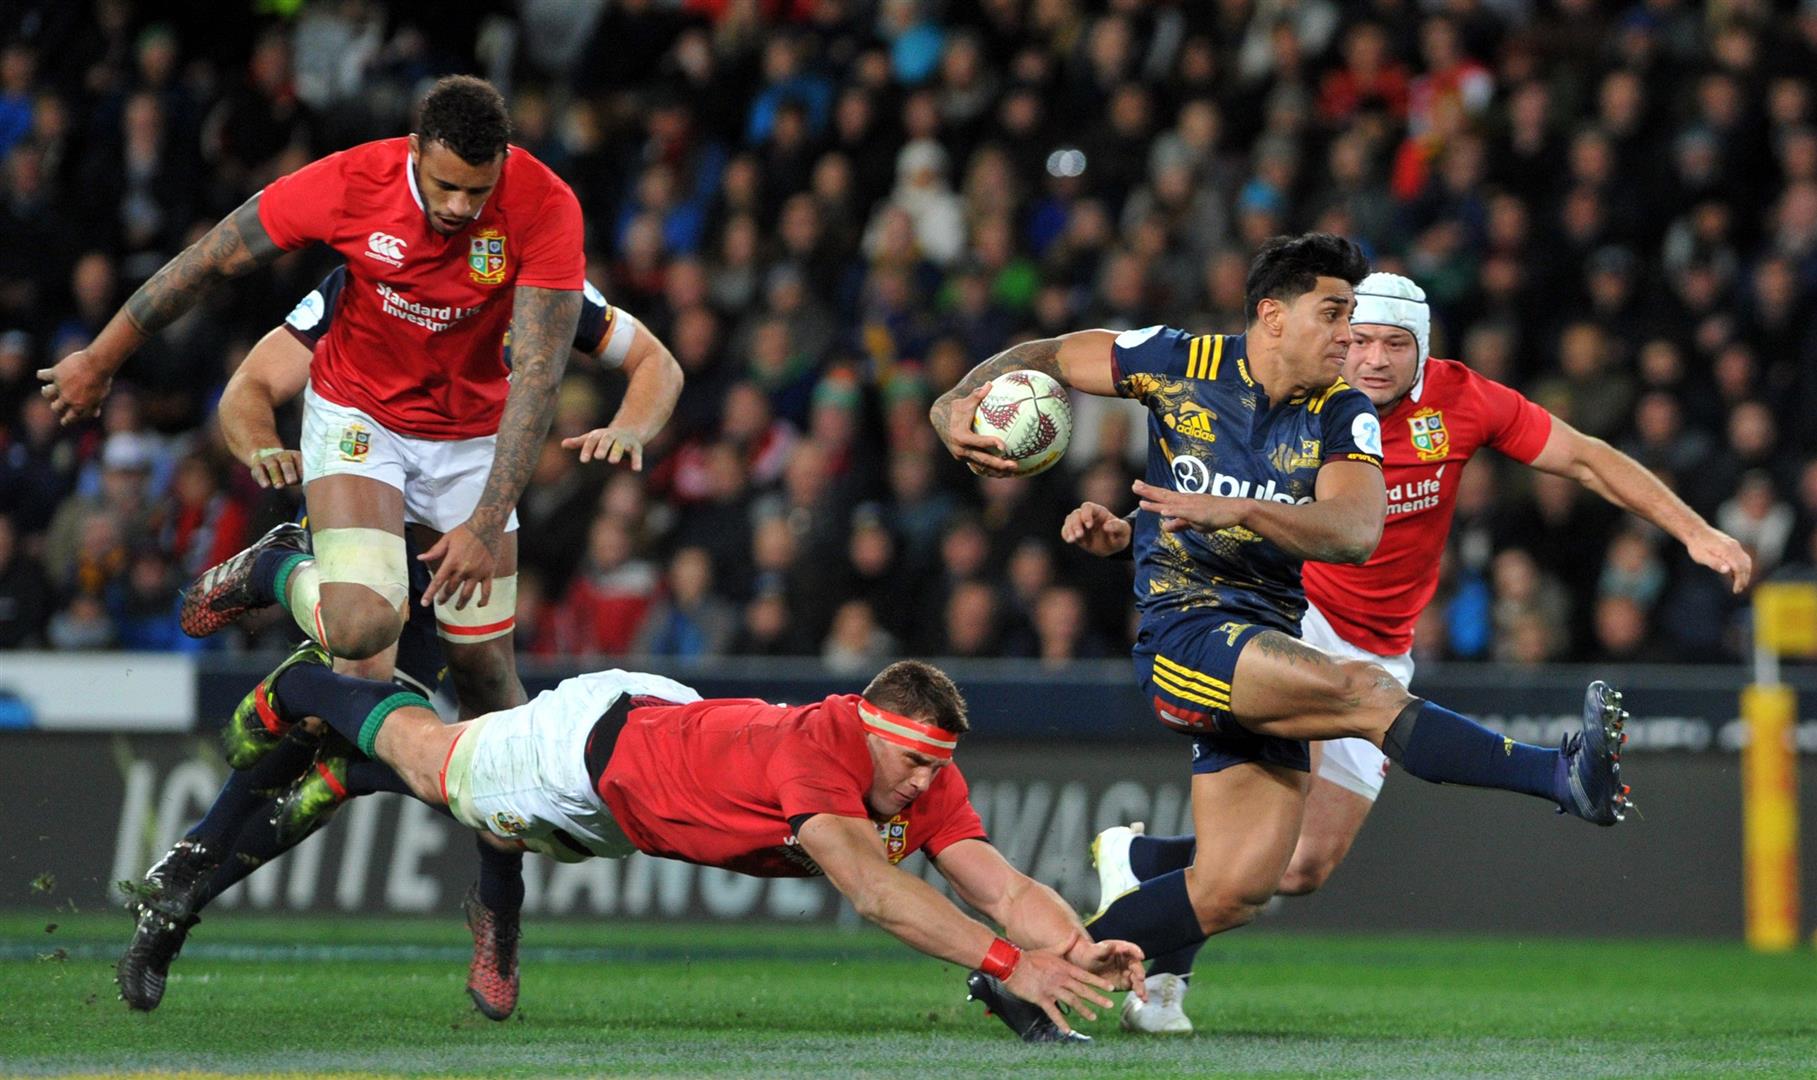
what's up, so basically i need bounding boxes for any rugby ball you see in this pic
[971,369,1073,477]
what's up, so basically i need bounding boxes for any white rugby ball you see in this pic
[971,369,1073,477]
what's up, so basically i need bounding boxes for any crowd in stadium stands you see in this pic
[1,0,1815,669]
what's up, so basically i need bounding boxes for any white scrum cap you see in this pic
[1351,272,1432,400]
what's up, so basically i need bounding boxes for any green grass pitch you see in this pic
[3,911,1815,1078]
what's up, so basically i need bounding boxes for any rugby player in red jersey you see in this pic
[40,75,584,661]
[115,268,681,1018]
[1064,272,1751,1032]
[208,654,1147,1038]
[40,76,591,1019]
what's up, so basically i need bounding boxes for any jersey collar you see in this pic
[405,142,424,211]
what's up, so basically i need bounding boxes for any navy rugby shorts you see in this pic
[1133,611,1310,775]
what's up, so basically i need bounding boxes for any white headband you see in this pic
[1352,272,1431,401]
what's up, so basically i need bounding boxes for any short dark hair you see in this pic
[1244,233,1370,322]
[862,660,970,736]
[419,75,510,165]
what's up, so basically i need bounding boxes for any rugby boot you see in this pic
[221,641,331,769]
[1554,681,1633,826]
[1090,821,1144,918]
[116,838,223,1011]
[465,885,521,1020]
[1119,972,1193,1034]
[179,521,309,637]
[270,748,351,846]
[964,970,1091,1043]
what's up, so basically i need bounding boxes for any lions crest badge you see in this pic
[880,816,910,863]
[338,423,371,462]
[469,228,507,285]
[1408,407,1449,462]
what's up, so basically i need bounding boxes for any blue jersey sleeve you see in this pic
[574,280,612,356]
[1111,326,1194,401]
[281,266,348,349]
[1319,383,1385,468]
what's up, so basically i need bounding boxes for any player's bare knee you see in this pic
[1184,865,1273,933]
[1330,660,1411,736]
[1277,855,1335,897]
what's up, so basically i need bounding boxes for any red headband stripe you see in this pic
[858,702,957,759]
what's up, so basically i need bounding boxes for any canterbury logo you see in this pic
[365,232,407,266]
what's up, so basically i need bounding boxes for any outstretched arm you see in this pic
[797,813,1123,1035]
[421,285,582,609]
[561,314,684,469]
[39,194,284,424]
[1527,416,1752,593]
[929,330,1120,477]
[218,326,311,489]
[1132,458,1386,565]
[935,837,1145,990]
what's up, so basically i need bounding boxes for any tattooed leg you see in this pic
[1227,630,1414,741]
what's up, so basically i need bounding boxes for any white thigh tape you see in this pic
[435,574,518,643]
[314,527,408,610]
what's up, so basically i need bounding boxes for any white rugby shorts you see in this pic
[442,670,700,861]
[1300,601,1414,802]
[300,385,520,535]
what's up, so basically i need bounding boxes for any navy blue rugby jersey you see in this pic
[1113,326,1385,633]
[283,265,619,364]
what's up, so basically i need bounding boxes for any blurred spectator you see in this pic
[731,574,808,656]
[941,578,1000,658]
[547,514,658,657]
[0,514,50,648]
[47,593,115,651]
[1718,472,1796,580]
[1591,594,1669,664]
[635,547,737,660]
[43,432,156,591]
[822,598,896,675]
[1490,549,1569,664]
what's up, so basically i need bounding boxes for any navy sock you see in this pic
[251,549,309,608]
[187,732,317,848]
[1384,699,1559,801]
[344,758,413,797]
[1148,943,1202,979]
[1085,869,1205,960]
[195,802,292,908]
[271,664,429,757]
[475,839,525,915]
[1129,834,1196,881]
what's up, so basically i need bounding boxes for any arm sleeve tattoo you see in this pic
[928,337,1063,437]
[124,195,283,337]
[469,285,584,537]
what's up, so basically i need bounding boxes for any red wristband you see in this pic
[980,937,1022,980]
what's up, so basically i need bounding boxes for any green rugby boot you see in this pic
[221,641,331,769]
[270,748,352,846]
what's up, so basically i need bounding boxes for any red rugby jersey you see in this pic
[1302,358,1552,655]
[597,694,986,877]
[258,137,585,439]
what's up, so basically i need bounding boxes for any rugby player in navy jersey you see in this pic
[930,234,1630,1040]
[115,269,681,1018]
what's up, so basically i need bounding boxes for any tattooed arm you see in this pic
[38,195,283,424]
[928,330,1120,476]
[420,285,583,609]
